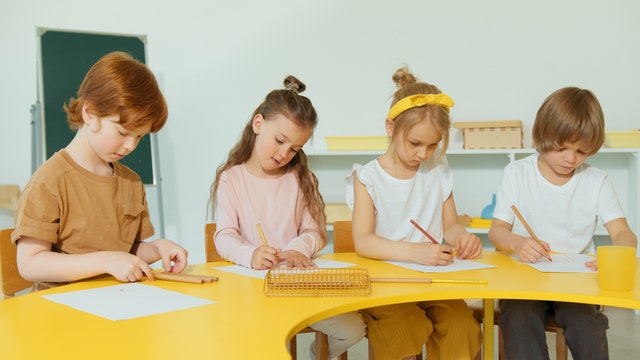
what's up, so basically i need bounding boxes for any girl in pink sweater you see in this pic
[209,75,365,359]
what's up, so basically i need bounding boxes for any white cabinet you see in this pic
[307,148,639,246]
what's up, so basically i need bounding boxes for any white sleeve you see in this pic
[597,174,626,224]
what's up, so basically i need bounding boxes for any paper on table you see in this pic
[215,259,357,279]
[42,283,214,321]
[385,259,496,273]
[511,253,596,273]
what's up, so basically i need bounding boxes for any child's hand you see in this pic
[412,243,455,266]
[454,232,483,260]
[251,246,281,270]
[585,259,598,271]
[153,238,189,273]
[105,252,155,282]
[279,250,316,268]
[515,237,552,263]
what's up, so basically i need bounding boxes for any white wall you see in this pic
[1,0,639,263]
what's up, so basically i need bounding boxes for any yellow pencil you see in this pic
[370,277,487,285]
[256,223,268,247]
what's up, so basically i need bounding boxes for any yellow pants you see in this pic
[360,299,482,360]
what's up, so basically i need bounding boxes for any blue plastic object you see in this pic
[481,194,496,219]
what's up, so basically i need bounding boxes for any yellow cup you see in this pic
[597,246,636,291]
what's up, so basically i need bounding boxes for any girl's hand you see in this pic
[153,238,189,273]
[278,250,316,268]
[105,252,155,282]
[454,232,483,260]
[412,243,455,266]
[251,246,281,270]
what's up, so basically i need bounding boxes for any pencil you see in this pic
[154,272,219,284]
[256,223,268,247]
[409,219,439,244]
[370,277,487,285]
[510,205,552,261]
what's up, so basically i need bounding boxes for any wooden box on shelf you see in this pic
[454,120,523,149]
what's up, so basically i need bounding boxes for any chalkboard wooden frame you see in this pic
[36,28,156,184]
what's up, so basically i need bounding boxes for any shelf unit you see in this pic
[306,147,639,250]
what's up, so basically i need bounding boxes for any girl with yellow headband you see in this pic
[346,66,483,359]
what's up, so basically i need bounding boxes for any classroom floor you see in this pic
[293,306,640,360]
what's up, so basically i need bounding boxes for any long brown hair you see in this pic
[209,76,326,238]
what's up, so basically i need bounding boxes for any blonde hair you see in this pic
[64,51,167,132]
[532,87,605,155]
[210,76,326,237]
[389,66,451,154]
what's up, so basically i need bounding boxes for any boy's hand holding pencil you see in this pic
[511,205,552,263]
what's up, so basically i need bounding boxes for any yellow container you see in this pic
[469,217,492,228]
[325,136,389,151]
[597,245,636,291]
[604,131,640,148]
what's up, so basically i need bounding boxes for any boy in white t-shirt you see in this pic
[489,86,637,360]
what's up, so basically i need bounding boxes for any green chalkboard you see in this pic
[39,30,154,184]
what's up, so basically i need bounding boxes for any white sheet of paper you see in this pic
[511,253,596,273]
[215,259,357,279]
[42,283,214,321]
[384,259,496,273]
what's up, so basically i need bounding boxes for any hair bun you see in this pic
[392,66,418,88]
[284,75,306,94]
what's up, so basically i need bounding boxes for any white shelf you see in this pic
[307,147,639,255]
[306,147,639,156]
[467,227,490,234]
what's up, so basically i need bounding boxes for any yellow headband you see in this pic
[387,93,455,120]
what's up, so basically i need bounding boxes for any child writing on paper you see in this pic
[488,86,637,360]
[210,76,365,359]
[12,52,188,290]
[347,66,482,359]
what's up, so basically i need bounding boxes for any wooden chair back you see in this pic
[0,228,33,298]
[204,223,224,262]
[0,185,21,223]
[332,221,355,253]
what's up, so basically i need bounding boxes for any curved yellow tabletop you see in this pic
[1,251,638,360]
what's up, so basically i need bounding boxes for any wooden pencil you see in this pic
[154,272,218,284]
[409,219,439,244]
[256,223,269,247]
[510,205,541,242]
[511,205,552,261]
[370,277,487,285]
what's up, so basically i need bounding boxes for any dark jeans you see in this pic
[500,300,609,360]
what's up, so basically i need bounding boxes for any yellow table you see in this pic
[1,251,639,359]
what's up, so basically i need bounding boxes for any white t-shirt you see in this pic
[346,155,453,243]
[493,154,625,254]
